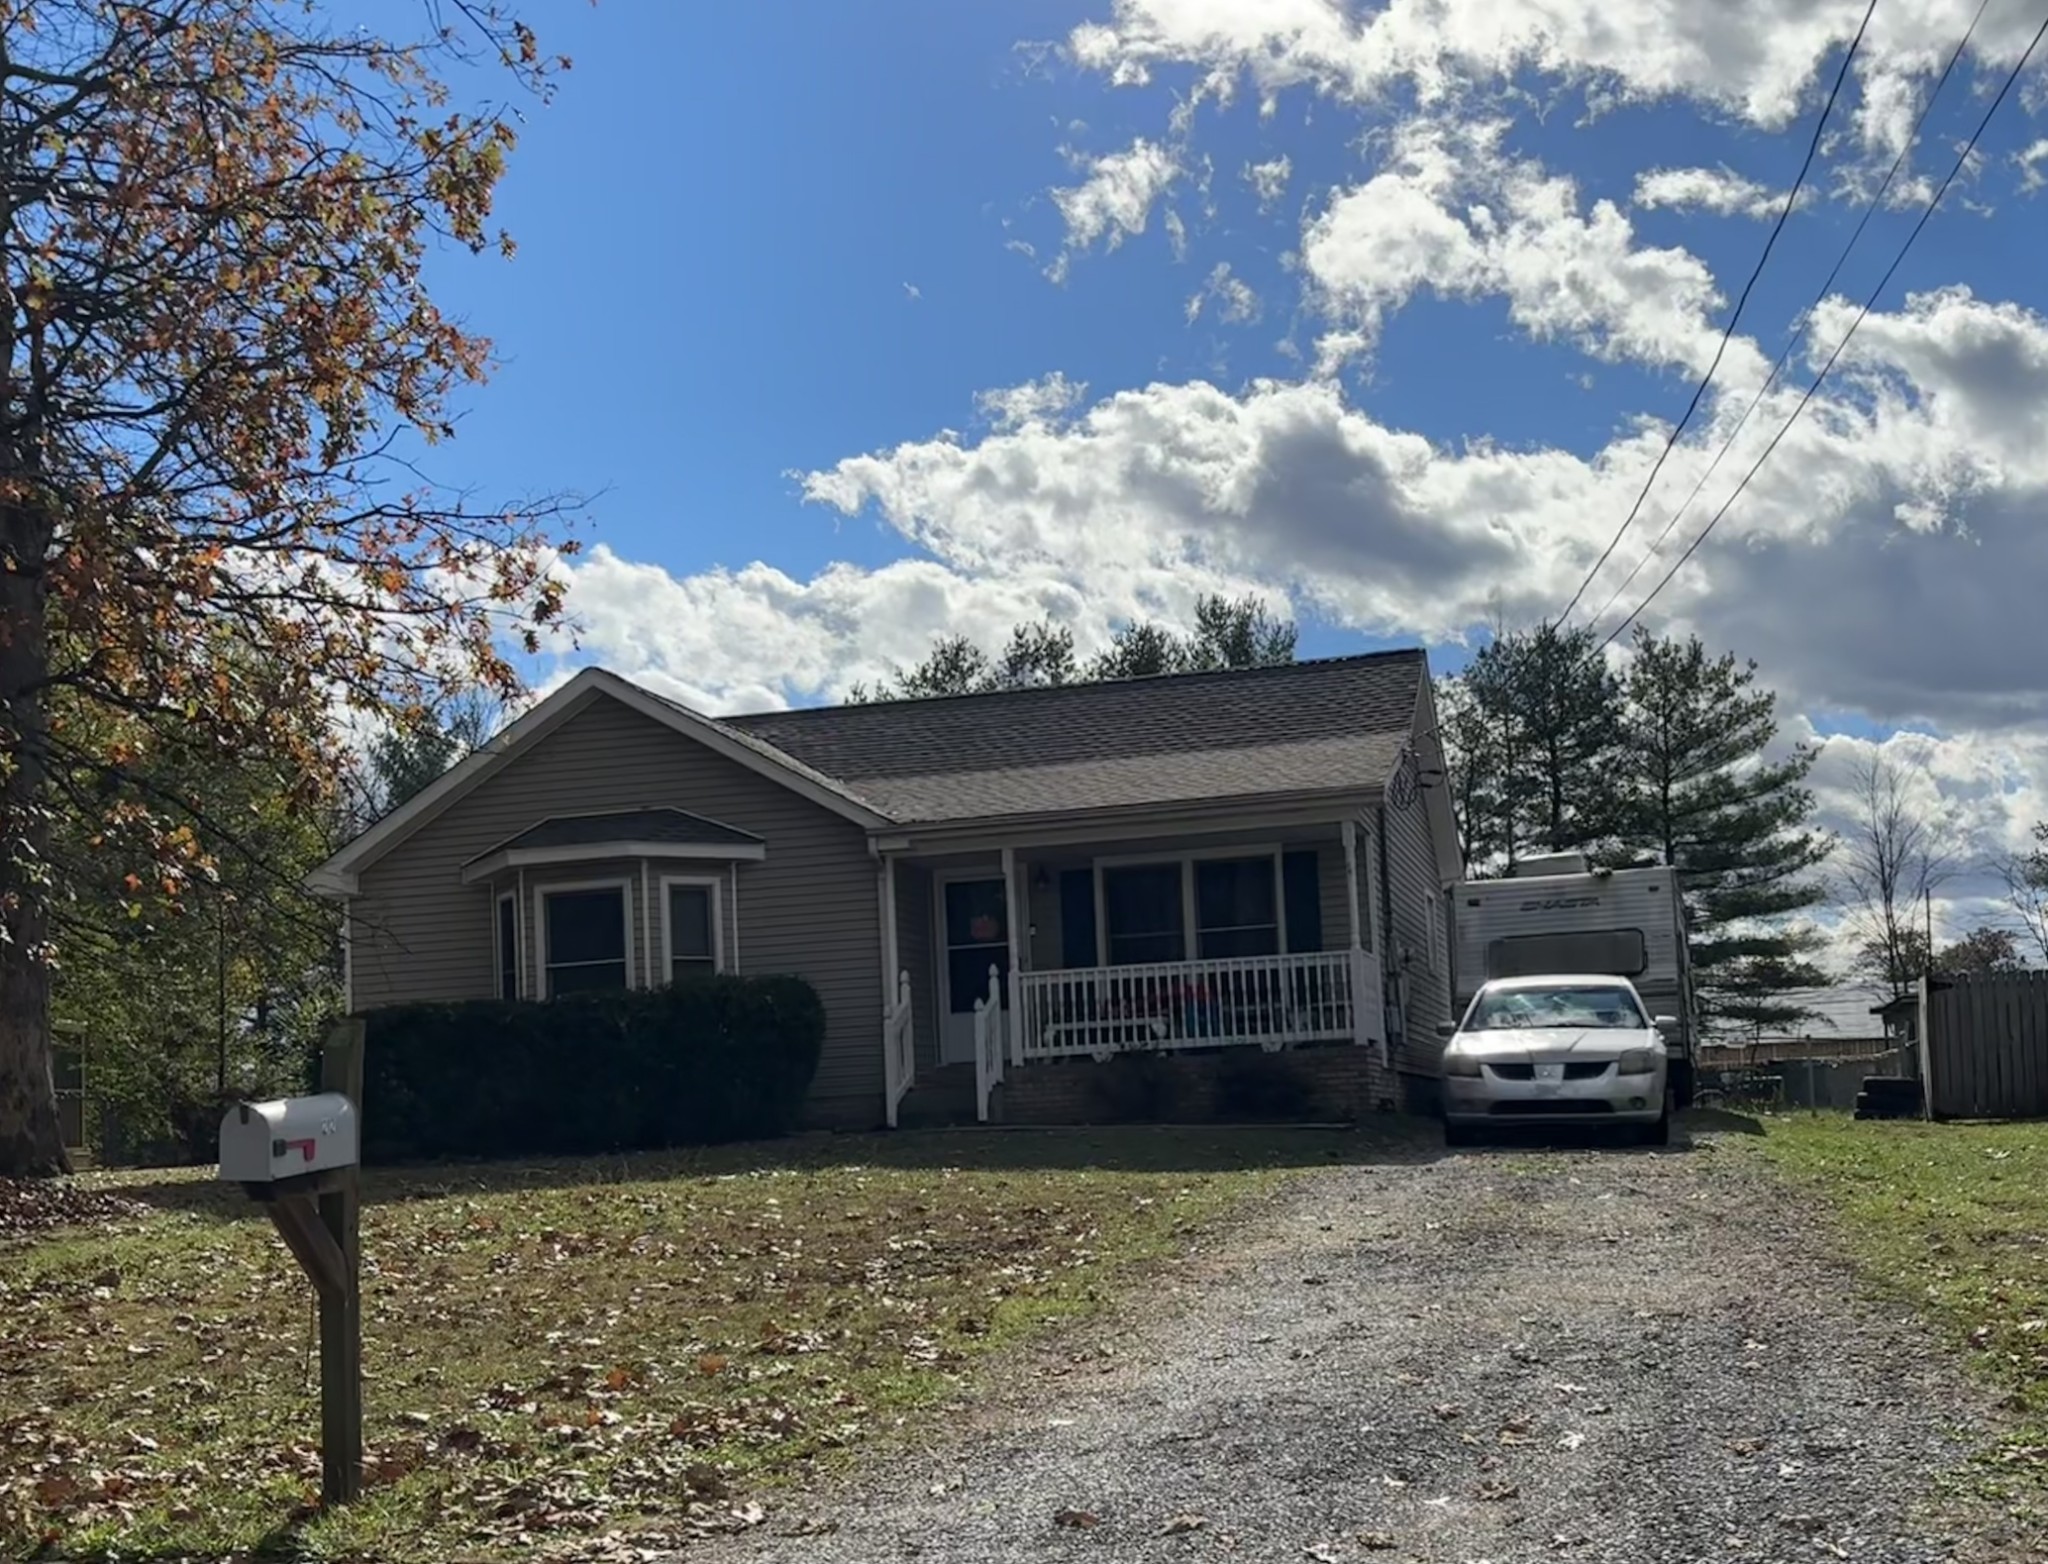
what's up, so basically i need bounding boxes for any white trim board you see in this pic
[461,839,765,884]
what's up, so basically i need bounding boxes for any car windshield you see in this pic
[1466,984,1646,1030]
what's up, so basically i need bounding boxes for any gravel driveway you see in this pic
[701,1128,2018,1563]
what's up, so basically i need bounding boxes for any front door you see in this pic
[940,877,1010,1064]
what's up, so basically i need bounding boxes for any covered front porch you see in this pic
[877,817,1386,1125]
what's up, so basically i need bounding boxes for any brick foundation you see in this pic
[995,1043,1400,1126]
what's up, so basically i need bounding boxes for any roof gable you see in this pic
[311,669,886,895]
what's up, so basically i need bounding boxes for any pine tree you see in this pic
[1454,622,1622,863]
[1616,628,1832,1033]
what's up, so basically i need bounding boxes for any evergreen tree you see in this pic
[858,596,1298,701]
[364,692,501,818]
[1453,621,1622,862]
[1085,620,1186,680]
[1184,594,1298,670]
[1616,628,1832,1033]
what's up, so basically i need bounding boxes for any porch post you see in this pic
[1342,820,1370,1048]
[1002,846,1024,1066]
[879,855,900,1020]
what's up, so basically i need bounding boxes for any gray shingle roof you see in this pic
[488,808,763,854]
[722,652,1425,825]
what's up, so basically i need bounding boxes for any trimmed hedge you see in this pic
[354,975,826,1163]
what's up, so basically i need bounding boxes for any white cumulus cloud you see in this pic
[1048,136,1182,280]
[1634,165,1789,219]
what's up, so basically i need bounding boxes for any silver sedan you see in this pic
[1438,974,1677,1147]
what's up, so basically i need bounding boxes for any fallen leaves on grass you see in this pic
[0,1178,145,1242]
[0,1137,1319,1563]
[1054,1507,1102,1529]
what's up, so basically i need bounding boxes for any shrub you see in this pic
[355,975,826,1163]
[1213,1050,1315,1120]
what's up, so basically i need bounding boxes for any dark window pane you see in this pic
[1107,930,1185,966]
[668,884,713,960]
[1195,858,1275,929]
[1283,850,1325,953]
[1059,868,1098,968]
[1199,923,1279,959]
[944,879,1007,947]
[1104,865,1181,932]
[1487,930,1647,981]
[498,898,518,998]
[550,960,627,996]
[545,889,625,966]
[671,956,718,985]
[948,947,1008,1014]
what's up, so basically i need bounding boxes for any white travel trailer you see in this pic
[1450,853,1697,1103]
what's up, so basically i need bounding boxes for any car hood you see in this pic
[1449,1027,1658,1059]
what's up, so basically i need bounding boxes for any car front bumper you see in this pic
[1443,1063,1667,1125]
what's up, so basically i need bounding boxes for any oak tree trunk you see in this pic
[0,504,68,1176]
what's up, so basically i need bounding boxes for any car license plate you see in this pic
[1534,1063,1565,1082]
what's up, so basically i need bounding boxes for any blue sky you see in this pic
[397,1,2048,964]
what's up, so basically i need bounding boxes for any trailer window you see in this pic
[1487,929,1646,980]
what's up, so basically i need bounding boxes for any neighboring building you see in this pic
[311,652,1462,1128]
[1872,992,1919,1044]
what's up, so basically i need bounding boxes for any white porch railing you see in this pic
[973,963,1005,1122]
[882,969,914,1129]
[1017,951,1362,1060]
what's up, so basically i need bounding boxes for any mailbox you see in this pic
[219,1093,359,1184]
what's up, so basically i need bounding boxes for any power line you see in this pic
[1583,0,1993,639]
[1553,0,1880,627]
[1599,6,2048,652]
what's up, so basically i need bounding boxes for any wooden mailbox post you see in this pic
[219,1019,365,1505]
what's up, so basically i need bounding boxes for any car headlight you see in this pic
[1617,1048,1663,1075]
[1442,1049,1483,1078]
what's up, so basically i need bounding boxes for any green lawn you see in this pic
[0,1127,1418,1561]
[1761,1114,2048,1519]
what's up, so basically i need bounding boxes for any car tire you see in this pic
[1639,1092,1674,1147]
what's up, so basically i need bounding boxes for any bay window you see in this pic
[540,884,630,997]
[663,877,723,984]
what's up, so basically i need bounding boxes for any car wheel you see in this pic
[1638,1092,1674,1148]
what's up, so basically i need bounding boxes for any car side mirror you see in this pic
[1651,1015,1678,1030]
[1435,1021,1458,1039]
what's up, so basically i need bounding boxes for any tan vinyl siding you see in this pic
[1381,797,1454,1072]
[349,694,883,1114]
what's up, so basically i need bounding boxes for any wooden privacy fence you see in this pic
[1918,971,2048,1120]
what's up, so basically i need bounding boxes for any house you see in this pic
[311,651,1463,1127]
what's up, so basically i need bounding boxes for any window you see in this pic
[1102,864,1186,966]
[1487,929,1646,982]
[1467,982,1646,1031]
[944,878,1010,1013]
[541,885,629,997]
[1098,852,1310,966]
[664,878,722,984]
[496,893,519,999]
[1194,857,1279,958]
